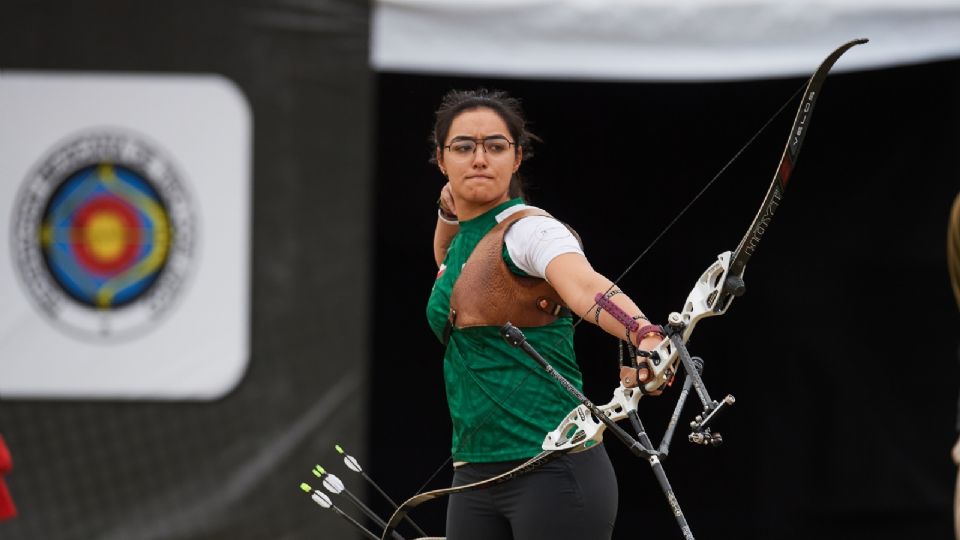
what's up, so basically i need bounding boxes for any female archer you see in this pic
[427,88,665,540]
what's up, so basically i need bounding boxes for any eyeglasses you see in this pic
[443,136,516,159]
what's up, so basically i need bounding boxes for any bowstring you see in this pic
[587,80,806,315]
[412,80,807,498]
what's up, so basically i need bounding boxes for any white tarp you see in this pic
[372,0,960,80]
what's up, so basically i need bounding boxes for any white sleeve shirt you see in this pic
[496,205,584,279]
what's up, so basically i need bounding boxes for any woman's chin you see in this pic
[461,187,509,206]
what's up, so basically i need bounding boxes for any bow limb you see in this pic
[729,37,869,280]
[640,38,869,394]
[380,450,565,540]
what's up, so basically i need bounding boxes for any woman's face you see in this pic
[437,107,522,210]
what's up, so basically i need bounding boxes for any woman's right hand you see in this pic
[439,182,458,221]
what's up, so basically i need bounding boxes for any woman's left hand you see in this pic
[637,334,666,394]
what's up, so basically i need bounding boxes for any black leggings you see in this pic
[446,445,618,540]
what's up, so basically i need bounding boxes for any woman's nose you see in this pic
[471,147,488,165]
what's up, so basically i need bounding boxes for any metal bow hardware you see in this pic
[377,38,868,540]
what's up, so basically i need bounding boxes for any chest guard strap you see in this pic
[447,209,580,334]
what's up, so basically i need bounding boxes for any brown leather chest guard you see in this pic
[448,208,581,330]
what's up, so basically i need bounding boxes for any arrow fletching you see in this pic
[335,444,364,472]
[344,454,362,473]
[322,473,345,494]
[311,490,332,508]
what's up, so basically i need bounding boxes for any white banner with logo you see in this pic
[372,0,960,80]
[0,72,251,399]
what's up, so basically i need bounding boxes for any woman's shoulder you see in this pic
[500,203,584,278]
[495,203,550,223]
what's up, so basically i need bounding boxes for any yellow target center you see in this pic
[83,212,129,262]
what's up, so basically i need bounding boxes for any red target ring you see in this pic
[70,195,142,276]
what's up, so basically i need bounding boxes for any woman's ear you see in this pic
[513,145,523,172]
[436,148,446,176]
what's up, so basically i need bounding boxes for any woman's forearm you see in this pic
[433,218,459,267]
[546,253,659,348]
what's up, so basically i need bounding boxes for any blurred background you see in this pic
[1,1,959,539]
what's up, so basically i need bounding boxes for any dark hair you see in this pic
[430,88,539,200]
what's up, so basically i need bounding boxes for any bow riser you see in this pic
[647,251,735,391]
[542,384,644,452]
[543,251,735,452]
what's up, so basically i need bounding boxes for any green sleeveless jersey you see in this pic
[426,198,583,463]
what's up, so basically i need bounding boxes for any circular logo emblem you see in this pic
[11,130,196,339]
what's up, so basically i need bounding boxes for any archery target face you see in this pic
[0,72,250,399]
[14,132,195,338]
